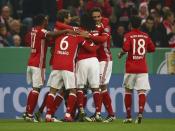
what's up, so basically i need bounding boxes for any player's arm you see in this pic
[82,41,99,53]
[88,33,108,43]
[147,37,156,53]
[77,35,99,53]
[46,29,73,38]
[122,34,131,52]
[118,35,130,59]
[118,49,126,59]
[55,22,79,31]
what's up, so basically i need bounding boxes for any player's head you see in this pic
[145,16,154,29]
[90,7,102,25]
[80,12,96,31]
[33,14,48,28]
[57,9,71,24]
[130,16,142,29]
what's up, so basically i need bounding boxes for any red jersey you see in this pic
[52,34,84,72]
[77,24,109,61]
[77,30,100,61]
[49,22,78,66]
[123,29,155,73]
[28,27,49,68]
[97,17,112,61]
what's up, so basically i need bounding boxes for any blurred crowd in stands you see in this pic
[0,0,175,47]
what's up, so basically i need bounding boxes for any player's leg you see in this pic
[88,58,103,122]
[76,60,90,121]
[34,91,49,122]
[122,73,135,123]
[63,71,77,122]
[52,89,64,115]
[99,61,115,122]
[101,85,115,122]
[45,70,62,122]
[135,73,150,124]
[123,88,133,123]
[135,90,146,124]
[25,67,44,122]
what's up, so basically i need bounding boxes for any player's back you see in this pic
[52,34,83,72]
[28,27,48,68]
[123,29,155,73]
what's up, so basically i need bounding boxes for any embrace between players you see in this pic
[23,7,155,124]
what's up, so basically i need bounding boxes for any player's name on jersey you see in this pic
[133,55,144,60]
[130,35,148,38]
[57,50,69,55]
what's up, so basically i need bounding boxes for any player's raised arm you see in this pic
[46,29,75,38]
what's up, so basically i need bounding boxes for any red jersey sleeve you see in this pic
[40,29,49,38]
[122,34,131,52]
[89,33,108,43]
[54,22,73,30]
[82,41,99,53]
[147,37,155,52]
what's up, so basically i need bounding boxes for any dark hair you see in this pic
[90,7,102,16]
[130,16,142,28]
[57,9,70,22]
[80,13,96,31]
[33,14,47,26]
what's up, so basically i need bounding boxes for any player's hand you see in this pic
[118,52,122,59]
[118,51,126,59]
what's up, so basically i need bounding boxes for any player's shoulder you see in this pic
[124,31,131,38]
[102,17,109,26]
[139,30,149,37]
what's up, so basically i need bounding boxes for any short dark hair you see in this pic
[33,14,47,26]
[90,7,102,16]
[80,13,96,31]
[57,9,70,22]
[130,16,142,28]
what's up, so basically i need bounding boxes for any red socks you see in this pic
[46,93,55,115]
[39,91,49,113]
[77,90,84,109]
[102,90,114,116]
[124,93,132,118]
[93,91,101,113]
[26,90,39,115]
[138,93,146,114]
[66,93,77,114]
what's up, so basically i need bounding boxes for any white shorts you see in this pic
[47,70,76,90]
[99,61,112,85]
[76,57,100,89]
[26,66,45,88]
[123,73,150,91]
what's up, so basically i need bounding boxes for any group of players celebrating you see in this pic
[23,7,155,124]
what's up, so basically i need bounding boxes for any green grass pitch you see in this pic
[0,119,175,131]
